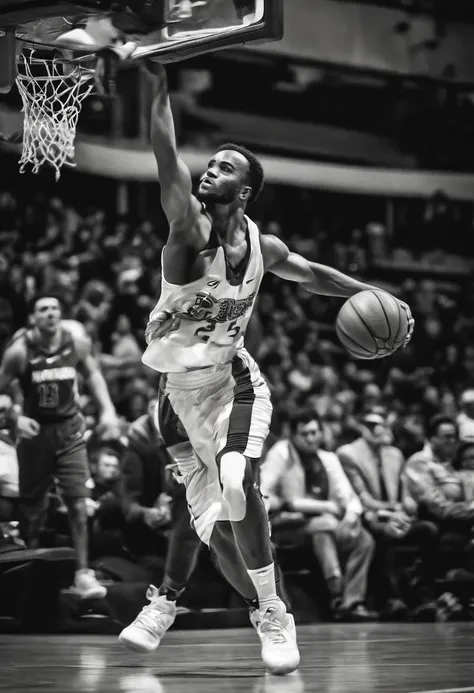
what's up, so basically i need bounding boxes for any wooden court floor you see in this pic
[1,623,473,693]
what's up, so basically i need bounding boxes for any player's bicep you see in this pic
[74,335,99,379]
[268,251,314,284]
[158,154,201,227]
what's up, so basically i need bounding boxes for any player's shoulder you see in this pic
[2,331,28,368]
[63,320,92,357]
[259,233,290,270]
[6,327,28,350]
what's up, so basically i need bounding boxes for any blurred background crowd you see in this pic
[1,0,474,631]
[1,172,474,627]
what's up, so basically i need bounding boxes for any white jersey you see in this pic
[142,215,264,373]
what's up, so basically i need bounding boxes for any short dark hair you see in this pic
[452,441,474,470]
[217,142,264,203]
[288,408,322,434]
[427,414,457,440]
[27,292,64,316]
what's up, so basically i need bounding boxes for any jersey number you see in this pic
[38,383,60,408]
[195,320,241,343]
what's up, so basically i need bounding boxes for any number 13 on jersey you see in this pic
[195,320,241,343]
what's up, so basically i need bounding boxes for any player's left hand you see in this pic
[96,412,122,441]
[396,299,415,348]
[145,311,181,344]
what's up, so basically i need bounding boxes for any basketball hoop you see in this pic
[15,48,96,180]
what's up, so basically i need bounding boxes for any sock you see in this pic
[247,562,279,611]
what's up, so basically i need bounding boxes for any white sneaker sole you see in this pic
[263,651,300,676]
[118,629,159,653]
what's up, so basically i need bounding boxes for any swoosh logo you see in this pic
[246,276,256,284]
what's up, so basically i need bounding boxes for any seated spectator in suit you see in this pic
[260,408,377,622]
[404,415,474,546]
[338,411,439,620]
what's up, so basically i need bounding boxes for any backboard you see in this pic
[0,0,283,61]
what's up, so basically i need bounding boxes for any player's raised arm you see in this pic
[143,61,201,230]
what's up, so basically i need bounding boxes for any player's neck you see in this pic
[33,326,61,350]
[207,202,246,246]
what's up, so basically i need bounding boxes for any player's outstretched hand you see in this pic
[397,299,414,348]
[145,311,181,344]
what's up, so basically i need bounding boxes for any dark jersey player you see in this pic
[0,293,121,599]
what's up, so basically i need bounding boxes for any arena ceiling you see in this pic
[335,0,474,24]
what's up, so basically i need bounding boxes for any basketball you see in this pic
[336,290,409,360]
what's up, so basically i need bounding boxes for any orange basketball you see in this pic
[336,290,409,360]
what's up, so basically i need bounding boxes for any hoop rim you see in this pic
[16,47,97,82]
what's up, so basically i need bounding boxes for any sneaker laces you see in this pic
[132,587,169,636]
[259,609,289,645]
[133,605,169,636]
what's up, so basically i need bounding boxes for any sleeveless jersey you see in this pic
[19,328,80,422]
[143,215,264,373]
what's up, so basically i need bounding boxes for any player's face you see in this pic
[197,150,251,204]
[33,298,62,334]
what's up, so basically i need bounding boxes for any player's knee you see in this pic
[219,451,246,491]
[219,451,247,520]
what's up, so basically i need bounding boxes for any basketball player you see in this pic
[0,293,121,599]
[124,62,414,674]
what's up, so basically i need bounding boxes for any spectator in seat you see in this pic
[260,408,377,622]
[87,442,125,558]
[457,390,474,442]
[338,411,439,620]
[404,415,474,556]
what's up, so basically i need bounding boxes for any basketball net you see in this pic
[15,50,95,181]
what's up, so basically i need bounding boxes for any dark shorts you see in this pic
[18,413,90,502]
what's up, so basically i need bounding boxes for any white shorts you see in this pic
[162,348,272,544]
[0,438,19,498]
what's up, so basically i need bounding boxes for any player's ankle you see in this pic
[258,596,282,612]
[159,584,184,602]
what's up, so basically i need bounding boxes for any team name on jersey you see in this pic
[31,367,76,383]
[180,291,256,323]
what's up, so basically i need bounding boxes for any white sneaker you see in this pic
[250,600,300,675]
[70,569,107,599]
[118,585,177,653]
